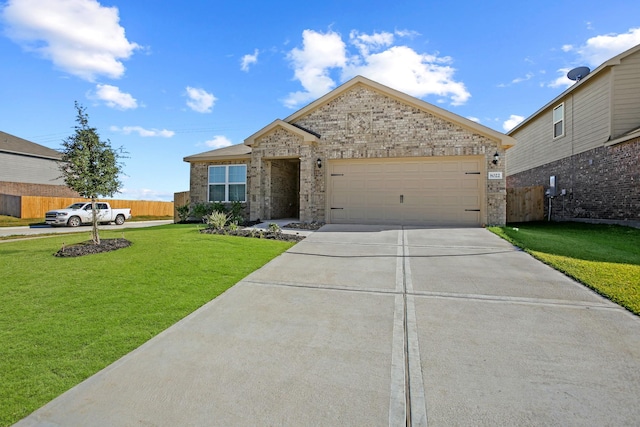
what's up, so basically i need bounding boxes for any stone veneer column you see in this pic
[298,155,315,223]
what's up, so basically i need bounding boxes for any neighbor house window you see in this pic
[553,103,564,138]
[208,165,246,202]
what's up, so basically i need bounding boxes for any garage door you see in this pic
[328,156,483,226]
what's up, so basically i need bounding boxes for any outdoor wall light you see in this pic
[316,158,322,168]
[492,152,500,165]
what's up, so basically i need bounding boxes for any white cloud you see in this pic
[185,86,216,113]
[110,126,175,138]
[467,116,480,123]
[349,30,394,56]
[284,28,470,108]
[503,114,525,132]
[203,135,233,149]
[548,68,573,89]
[1,0,140,81]
[241,49,259,71]
[343,45,470,106]
[92,84,137,109]
[284,29,347,108]
[575,27,640,66]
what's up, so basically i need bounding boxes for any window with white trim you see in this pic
[553,103,564,138]
[208,165,247,202]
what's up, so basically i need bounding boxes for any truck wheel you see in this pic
[115,214,125,225]
[67,216,81,227]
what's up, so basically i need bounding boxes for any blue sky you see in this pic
[1,0,639,201]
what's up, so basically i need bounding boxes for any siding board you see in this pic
[613,50,640,136]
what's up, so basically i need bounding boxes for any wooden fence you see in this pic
[173,191,189,222]
[1,195,174,219]
[506,186,544,223]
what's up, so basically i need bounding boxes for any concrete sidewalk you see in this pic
[15,225,640,426]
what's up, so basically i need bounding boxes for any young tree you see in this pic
[60,102,125,244]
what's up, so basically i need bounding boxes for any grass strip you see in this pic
[0,215,172,227]
[488,222,640,315]
[0,224,295,426]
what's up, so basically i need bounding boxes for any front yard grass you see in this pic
[0,224,296,426]
[488,222,640,315]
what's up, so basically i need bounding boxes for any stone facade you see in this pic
[507,136,640,224]
[186,77,514,226]
[249,84,507,225]
[188,159,251,219]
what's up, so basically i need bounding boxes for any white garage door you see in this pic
[328,156,483,226]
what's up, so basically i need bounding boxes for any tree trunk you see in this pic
[91,198,100,245]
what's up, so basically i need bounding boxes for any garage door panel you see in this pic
[329,157,483,226]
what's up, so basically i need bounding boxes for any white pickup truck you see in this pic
[45,202,132,227]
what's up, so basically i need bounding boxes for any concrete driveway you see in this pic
[0,220,173,239]
[15,225,640,426]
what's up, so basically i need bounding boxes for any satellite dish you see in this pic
[567,66,591,81]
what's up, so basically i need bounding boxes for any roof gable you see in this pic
[0,130,62,160]
[244,119,320,147]
[283,75,515,148]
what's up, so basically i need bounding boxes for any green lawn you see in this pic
[488,222,640,315]
[0,224,295,426]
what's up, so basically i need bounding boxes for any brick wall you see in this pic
[507,136,640,223]
[0,181,79,197]
[189,159,251,205]
[250,84,505,224]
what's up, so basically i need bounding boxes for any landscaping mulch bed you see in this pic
[200,228,306,242]
[199,222,324,242]
[283,222,324,230]
[54,238,132,257]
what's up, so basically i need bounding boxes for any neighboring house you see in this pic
[184,76,515,226]
[0,130,77,197]
[507,44,640,225]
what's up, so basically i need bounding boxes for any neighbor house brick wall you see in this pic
[251,85,506,224]
[507,136,640,223]
[0,181,79,197]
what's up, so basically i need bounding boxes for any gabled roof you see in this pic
[508,43,640,135]
[283,75,516,148]
[183,143,251,162]
[244,119,320,147]
[0,130,62,160]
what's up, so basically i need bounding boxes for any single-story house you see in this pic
[0,130,77,197]
[506,43,640,225]
[184,76,516,226]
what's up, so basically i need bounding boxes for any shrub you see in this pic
[212,202,227,214]
[192,202,214,221]
[229,201,245,225]
[176,203,190,223]
[268,223,281,233]
[206,211,228,230]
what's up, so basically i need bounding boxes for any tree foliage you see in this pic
[60,102,125,244]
